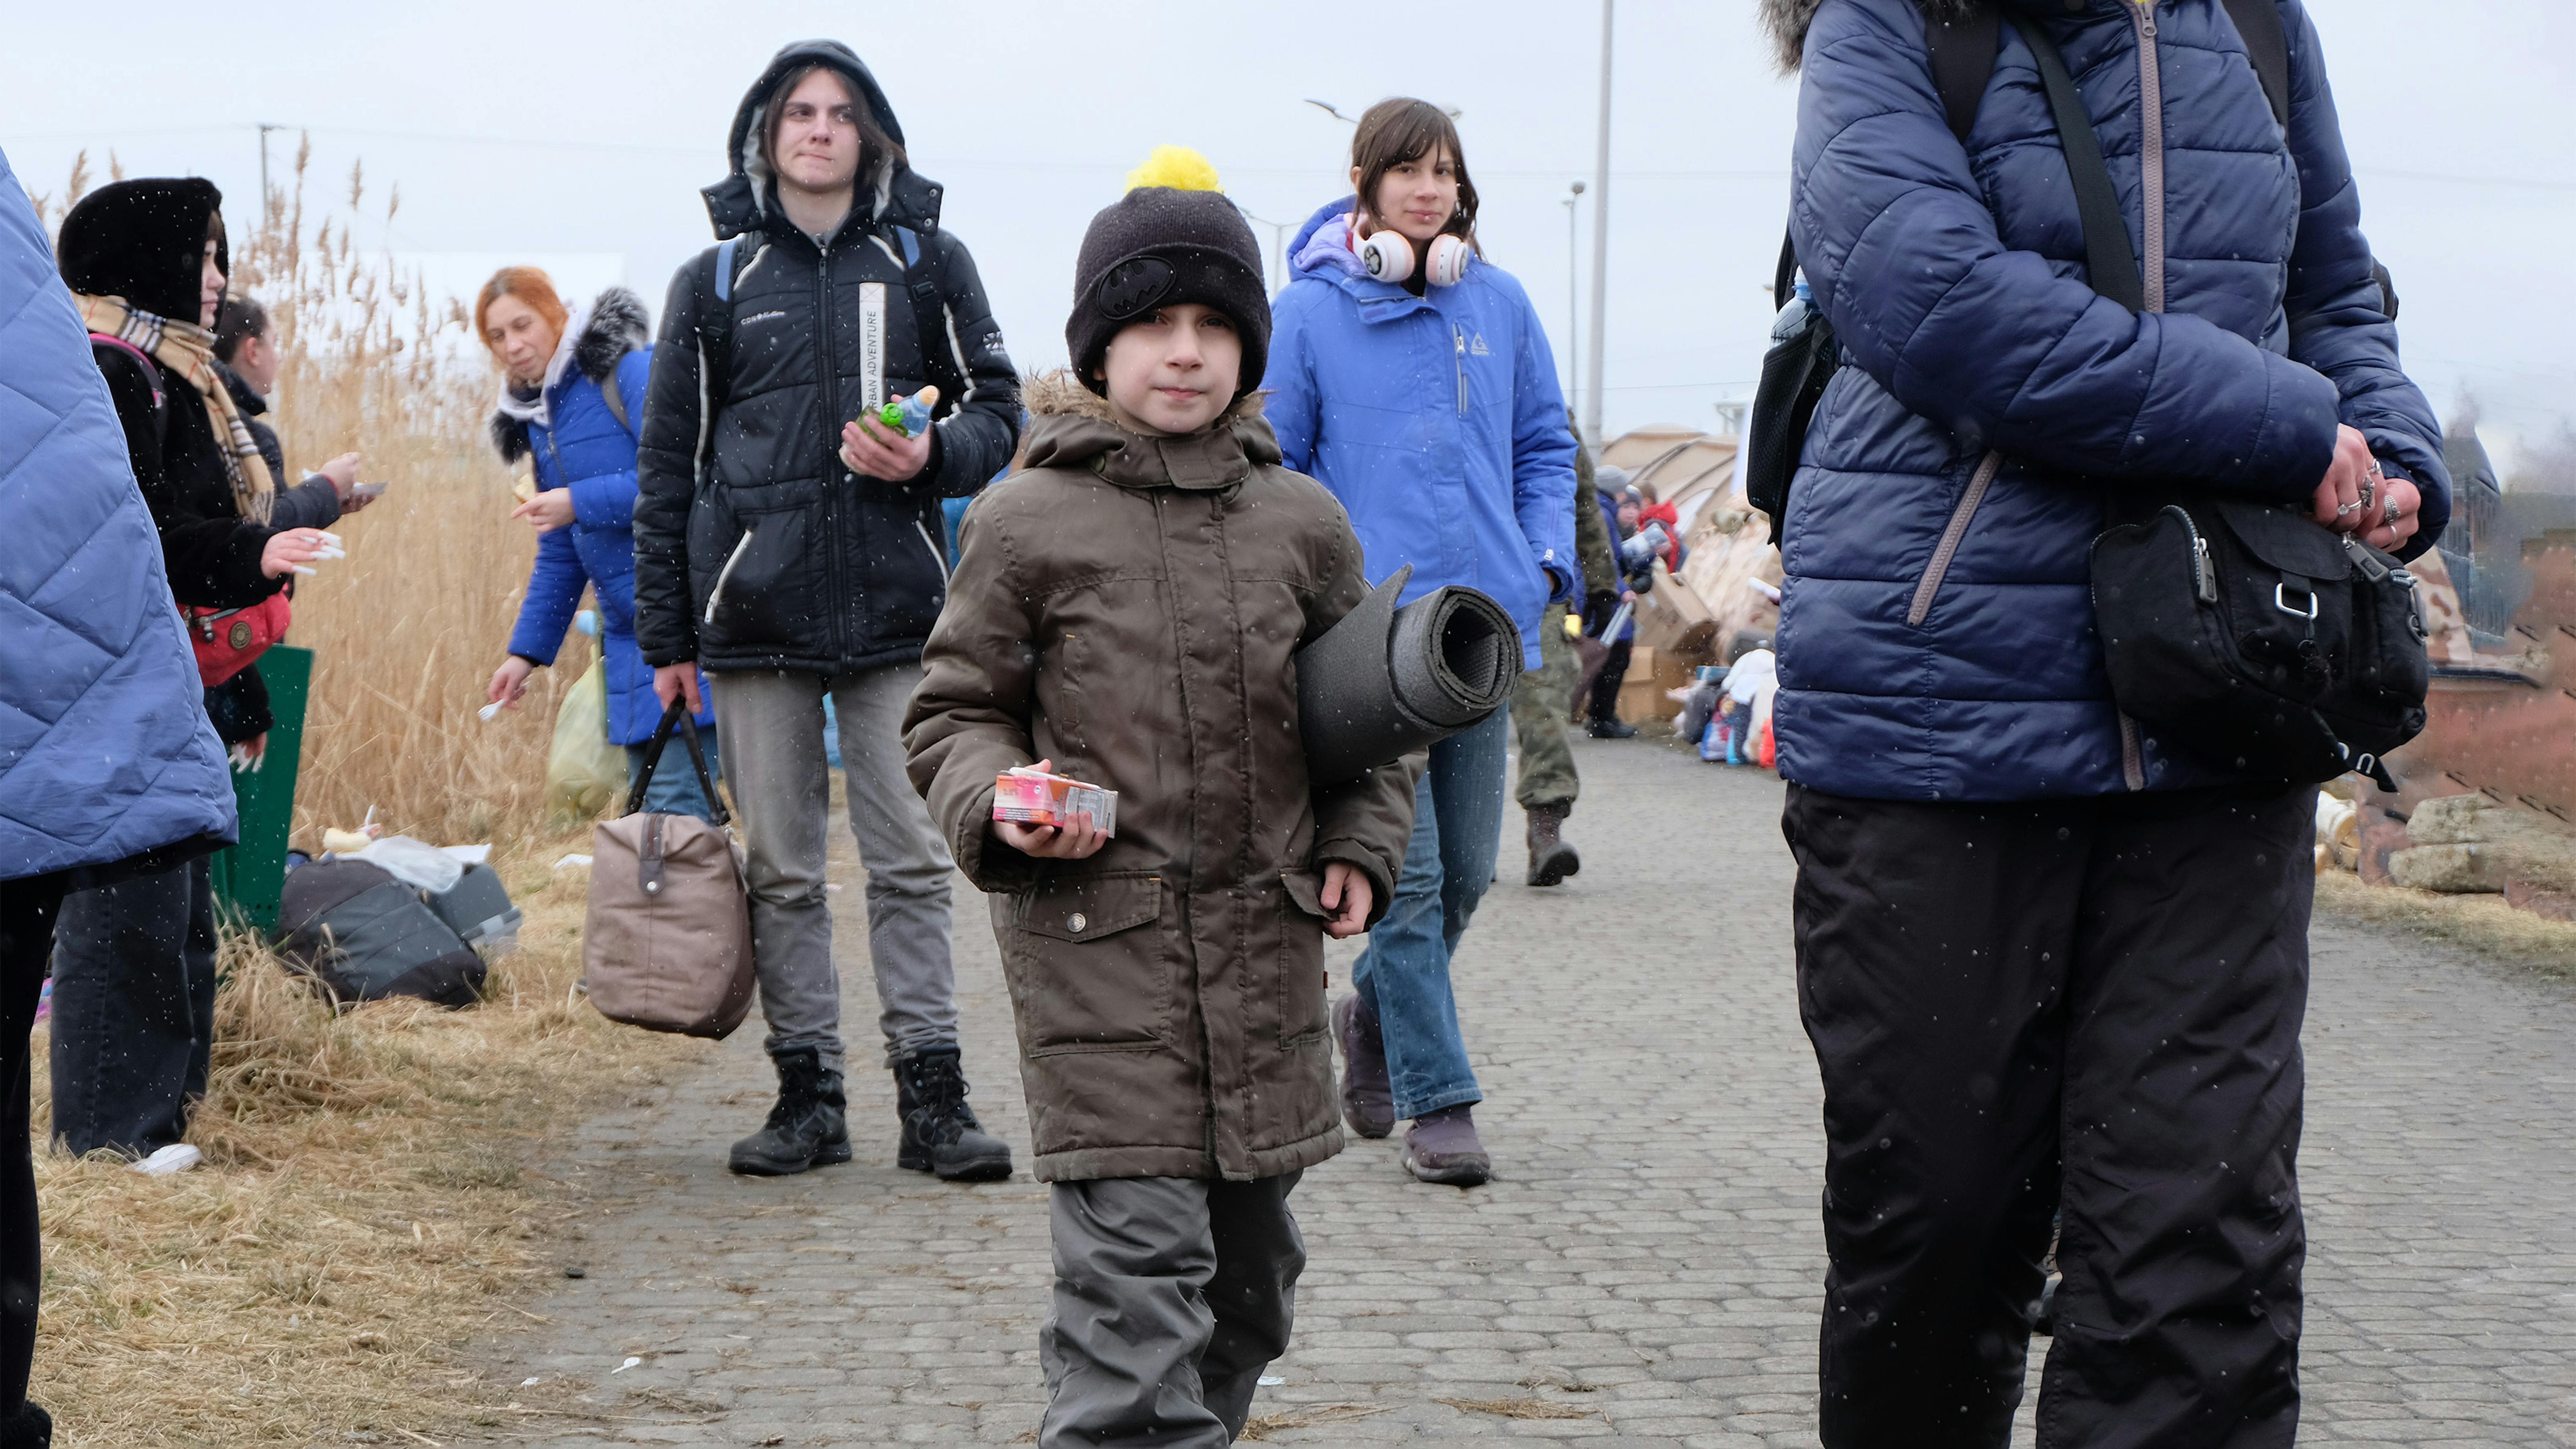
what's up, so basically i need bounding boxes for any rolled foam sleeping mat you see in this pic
[1297,564,1524,786]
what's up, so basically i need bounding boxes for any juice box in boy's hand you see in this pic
[993,767,1118,836]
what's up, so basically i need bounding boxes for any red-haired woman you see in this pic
[478,267,718,818]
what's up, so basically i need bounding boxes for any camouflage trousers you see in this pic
[1511,603,1580,814]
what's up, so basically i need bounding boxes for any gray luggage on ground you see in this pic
[278,858,487,1007]
[428,862,521,958]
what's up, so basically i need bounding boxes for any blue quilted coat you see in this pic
[1266,198,1578,672]
[1772,0,2450,801]
[0,147,236,880]
[497,291,713,748]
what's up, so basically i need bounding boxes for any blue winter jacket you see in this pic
[497,291,713,747]
[0,146,236,880]
[1266,199,1578,671]
[1772,0,2449,802]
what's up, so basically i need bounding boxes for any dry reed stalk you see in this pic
[1435,1396,1599,1421]
[1236,1402,1394,1440]
[30,841,713,1446]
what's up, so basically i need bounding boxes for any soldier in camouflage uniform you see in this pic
[1510,419,1619,886]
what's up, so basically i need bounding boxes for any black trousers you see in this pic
[0,876,63,1444]
[1783,783,2312,1449]
[47,858,217,1158]
[1586,638,1633,723]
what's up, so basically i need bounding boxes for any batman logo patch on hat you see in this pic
[1096,257,1175,320]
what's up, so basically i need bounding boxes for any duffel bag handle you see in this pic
[626,699,730,826]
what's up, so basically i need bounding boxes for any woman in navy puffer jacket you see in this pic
[1763,2,2448,1444]
[1266,99,1577,1189]
[479,270,718,819]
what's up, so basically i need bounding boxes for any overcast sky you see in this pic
[6,2,2571,469]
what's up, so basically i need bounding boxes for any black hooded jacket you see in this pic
[634,39,1021,677]
[57,178,280,611]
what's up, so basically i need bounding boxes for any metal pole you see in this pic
[1583,0,1614,447]
[1563,182,1584,398]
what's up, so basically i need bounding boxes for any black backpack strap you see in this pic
[693,236,744,413]
[889,224,965,418]
[2221,0,2291,130]
[1924,4,2003,145]
[1773,228,1800,314]
[2005,14,2146,315]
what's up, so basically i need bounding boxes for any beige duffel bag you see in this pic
[582,705,755,1038]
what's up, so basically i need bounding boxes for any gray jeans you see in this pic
[1040,1173,1305,1448]
[711,666,957,1073]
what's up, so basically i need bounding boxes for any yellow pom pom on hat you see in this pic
[1125,145,1223,194]
[1069,146,1269,399]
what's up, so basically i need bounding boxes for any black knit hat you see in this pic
[58,178,227,322]
[1066,184,1269,401]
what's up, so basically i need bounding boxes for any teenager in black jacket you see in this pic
[633,40,1021,1181]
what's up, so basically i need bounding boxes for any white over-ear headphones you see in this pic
[1357,227,1473,288]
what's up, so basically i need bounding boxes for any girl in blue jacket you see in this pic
[1265,98,1578,1188]
[478,269,719,819]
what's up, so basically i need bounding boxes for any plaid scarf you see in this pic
[74,292,275,522]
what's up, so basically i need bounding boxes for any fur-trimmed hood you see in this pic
[488,286,650,463]
[1017,369,1275,490]
[1760,0,1982,72]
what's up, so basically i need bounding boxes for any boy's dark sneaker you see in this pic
[1587,717,1640,740]
[1402,1103,1491,1187]
[895,1046,1014,1182]
[729,1047,852,1176]
[1525,805,1580,887]
[1334,993,1395,1139]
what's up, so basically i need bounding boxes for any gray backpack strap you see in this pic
[890,225,964,417]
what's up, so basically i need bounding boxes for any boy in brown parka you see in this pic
[903,167,1418,1447]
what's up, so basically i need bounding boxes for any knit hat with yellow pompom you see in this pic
[1067,146,1270,400]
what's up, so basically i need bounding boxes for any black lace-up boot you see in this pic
[727,1047,851,1176]
[895,1046,1014,1182]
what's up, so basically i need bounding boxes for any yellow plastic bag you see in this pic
[546,662,627,827]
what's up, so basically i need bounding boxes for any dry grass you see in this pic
[1435,1395,1599,1420]
[1236,1402,1395,1440]
[29,840,713,1445]
[23,154,707,1443]
[2315,870,2576,982]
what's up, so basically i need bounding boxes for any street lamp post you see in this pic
[1239,212,1291,294]
[1584,0,1614,447]
[1563,180,1585,399]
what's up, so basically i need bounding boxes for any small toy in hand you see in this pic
[876,385,940,439]
[993,765,1117,836]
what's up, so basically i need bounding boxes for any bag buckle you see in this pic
[2274,583,2319,620]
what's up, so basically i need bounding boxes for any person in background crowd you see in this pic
[635,41,1024,1181]
[1266,97,1578,1188]
[1508,414,1619,887]
[1,143,242,1449]
[207,291,370,759]
[477,267,721,822]
[1581,471,1648,740]
[907,167,1418,1448]
[1764,0,2448,1441]
[211,293,367,532]
[50,177,331,1166]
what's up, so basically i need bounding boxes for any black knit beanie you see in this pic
[1066,185,1270,401]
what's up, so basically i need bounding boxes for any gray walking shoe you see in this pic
[895,1047,1014,1182]
[1334,993,1395,1139]
[728,1047,852,1176]
[1402,1103,1491,1187]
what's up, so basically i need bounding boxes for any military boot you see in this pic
[728,1047,852,1176]
[1526,805,1580,887]
[896,1046,1015,1182]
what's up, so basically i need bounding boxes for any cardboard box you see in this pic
[993,768,1119,835]
[1629,562,1721,663]
[1615,646,1690,725]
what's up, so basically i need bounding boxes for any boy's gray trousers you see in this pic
[1040,1172,1305,1448]
[711,666,958,1073]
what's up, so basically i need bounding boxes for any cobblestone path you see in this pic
[461,738,2576,1446]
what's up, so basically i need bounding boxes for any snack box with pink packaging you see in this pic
[992,767,1118,836]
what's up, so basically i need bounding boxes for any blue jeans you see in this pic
[625,727,724,824]
[1351,708,1508,1120]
